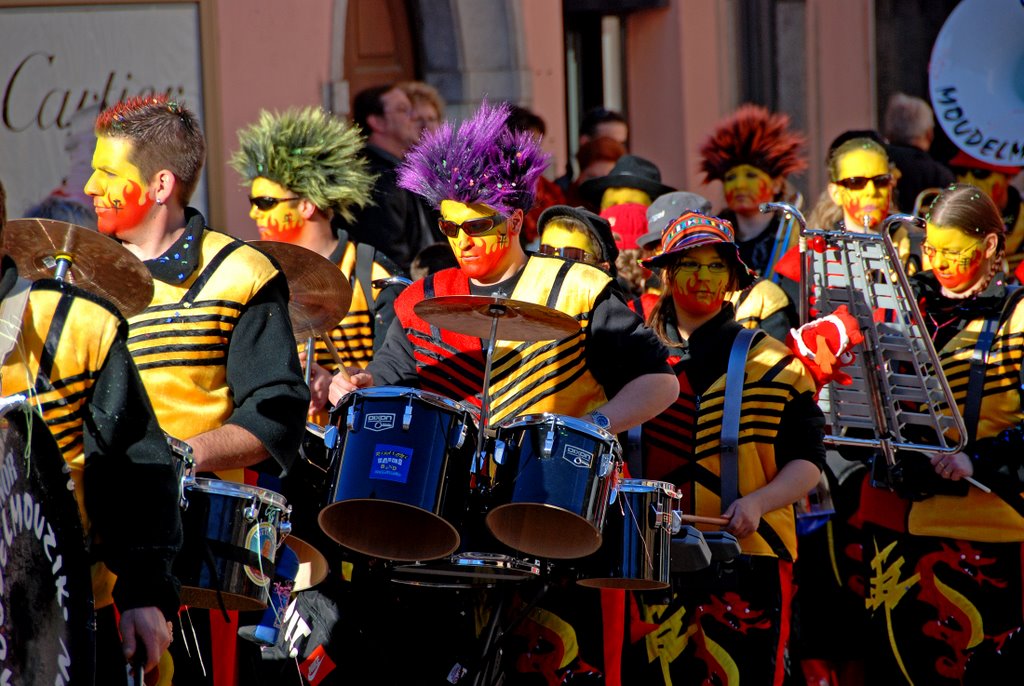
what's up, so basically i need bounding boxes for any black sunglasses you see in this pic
[437,214,507,238]
[249,196,301,211]
[833,174,894,191]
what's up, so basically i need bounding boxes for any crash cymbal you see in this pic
[283,534,329,592]
[250,241,352,339]
[414,295,580,341]
[3,218,154,318]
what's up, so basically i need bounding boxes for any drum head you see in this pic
[0,401,94,685]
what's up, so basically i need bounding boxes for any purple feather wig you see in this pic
[398,101,550,214]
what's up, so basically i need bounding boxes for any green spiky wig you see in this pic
[230,107,376,222]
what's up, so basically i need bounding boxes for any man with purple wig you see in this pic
[328,101,677,684]
[331,101,676,432]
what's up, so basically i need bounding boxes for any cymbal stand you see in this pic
[472,303,505,479]
[303,337,315,385]
[49,252,75,283]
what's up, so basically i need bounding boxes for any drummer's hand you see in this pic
[930,451,974,481]
[328,368,373,405]
[722,496,762,539]
[307,362,333,413]
[121,606,172,673]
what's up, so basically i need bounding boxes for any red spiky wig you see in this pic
[699,104,807,182]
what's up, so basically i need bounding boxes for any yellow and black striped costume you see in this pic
[390,255,612,422]
[308,239,394,372]
[127,229,279,484]
[0,275,180,614]
[729,277,795,341]
[907,290,1024,540]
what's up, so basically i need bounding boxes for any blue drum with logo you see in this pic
[318,387,477,562]
[487,413,621,559]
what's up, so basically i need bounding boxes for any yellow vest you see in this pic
[729,279,791,331]
[1,281,122,608]
[127,230,279,483]
[908,295,1024,541]
[691,336,816,560]
[488,256,612,422]
[305,241,393,426]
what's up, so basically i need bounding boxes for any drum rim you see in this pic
[353,385,477,417]
[186,477,289,509]
[617,478,681,498]
[496,412,618,443]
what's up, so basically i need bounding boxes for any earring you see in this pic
[156,198,164,206]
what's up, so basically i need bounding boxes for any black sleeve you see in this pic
[366,316,420,387]
[372,283,405,353]
[83,332,183,621]
[586,286,673,398]
[759,302,797,343]
[225,271,310,474]
[774,390,827,470]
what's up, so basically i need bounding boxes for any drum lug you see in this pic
[403,398,414,430]
[598,452,614,478]
[346,404,356,432]
[279,519,292,538]
[324,424,340,450]
[453,420,468,449]
[492,439,507,465]
[244,497,259,522]
[542,424,555,458]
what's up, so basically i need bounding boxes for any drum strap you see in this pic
[355,241,376,313]
[179,241,243,306]
[720,328,760,509]
[963,286,1023,440]
[0,277,31,366]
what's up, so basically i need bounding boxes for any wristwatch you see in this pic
[588,410,611,431]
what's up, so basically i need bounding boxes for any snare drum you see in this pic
[318,387,477,562]
[487,414,620,559]
[176,478,292,611]
[390,491,541,587]
[578,479,680,590]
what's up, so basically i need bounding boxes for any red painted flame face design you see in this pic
[670,245,732,316]
[723,164,777,215]
[84,136,156,236]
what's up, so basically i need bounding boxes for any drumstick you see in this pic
[318,335,351,382]
[677,514,731,527]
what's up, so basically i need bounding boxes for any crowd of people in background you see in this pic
[3,78,1022,686]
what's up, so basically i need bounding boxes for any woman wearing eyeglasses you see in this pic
[853,183,1024,684]
[625,210,825,686]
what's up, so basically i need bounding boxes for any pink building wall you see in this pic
[208,0,335,238]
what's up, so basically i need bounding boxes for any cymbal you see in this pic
[250,241,352,339]
[283,534,329,592]
[3,218,154,318]
[414,295,581,341]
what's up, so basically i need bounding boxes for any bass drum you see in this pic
[0,398,94,685]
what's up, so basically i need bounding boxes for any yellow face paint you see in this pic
[600,187,651,211]
[954,170,1011,211]
[539,223,599,262]
[832,148,893,232]
[924,222,987,293]
[670,245,731,316]
[723,164,777,215]
[84,136,155,236]
[249,177,305,242]
[440,199,516,281]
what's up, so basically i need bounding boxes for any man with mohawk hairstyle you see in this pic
[86,95,309,686]
[700,104,807,278]
[698,104,806,339]
[332,100,676,438]
[231,106,403,422]
[229,107,406,685]
[329,101,678,683]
